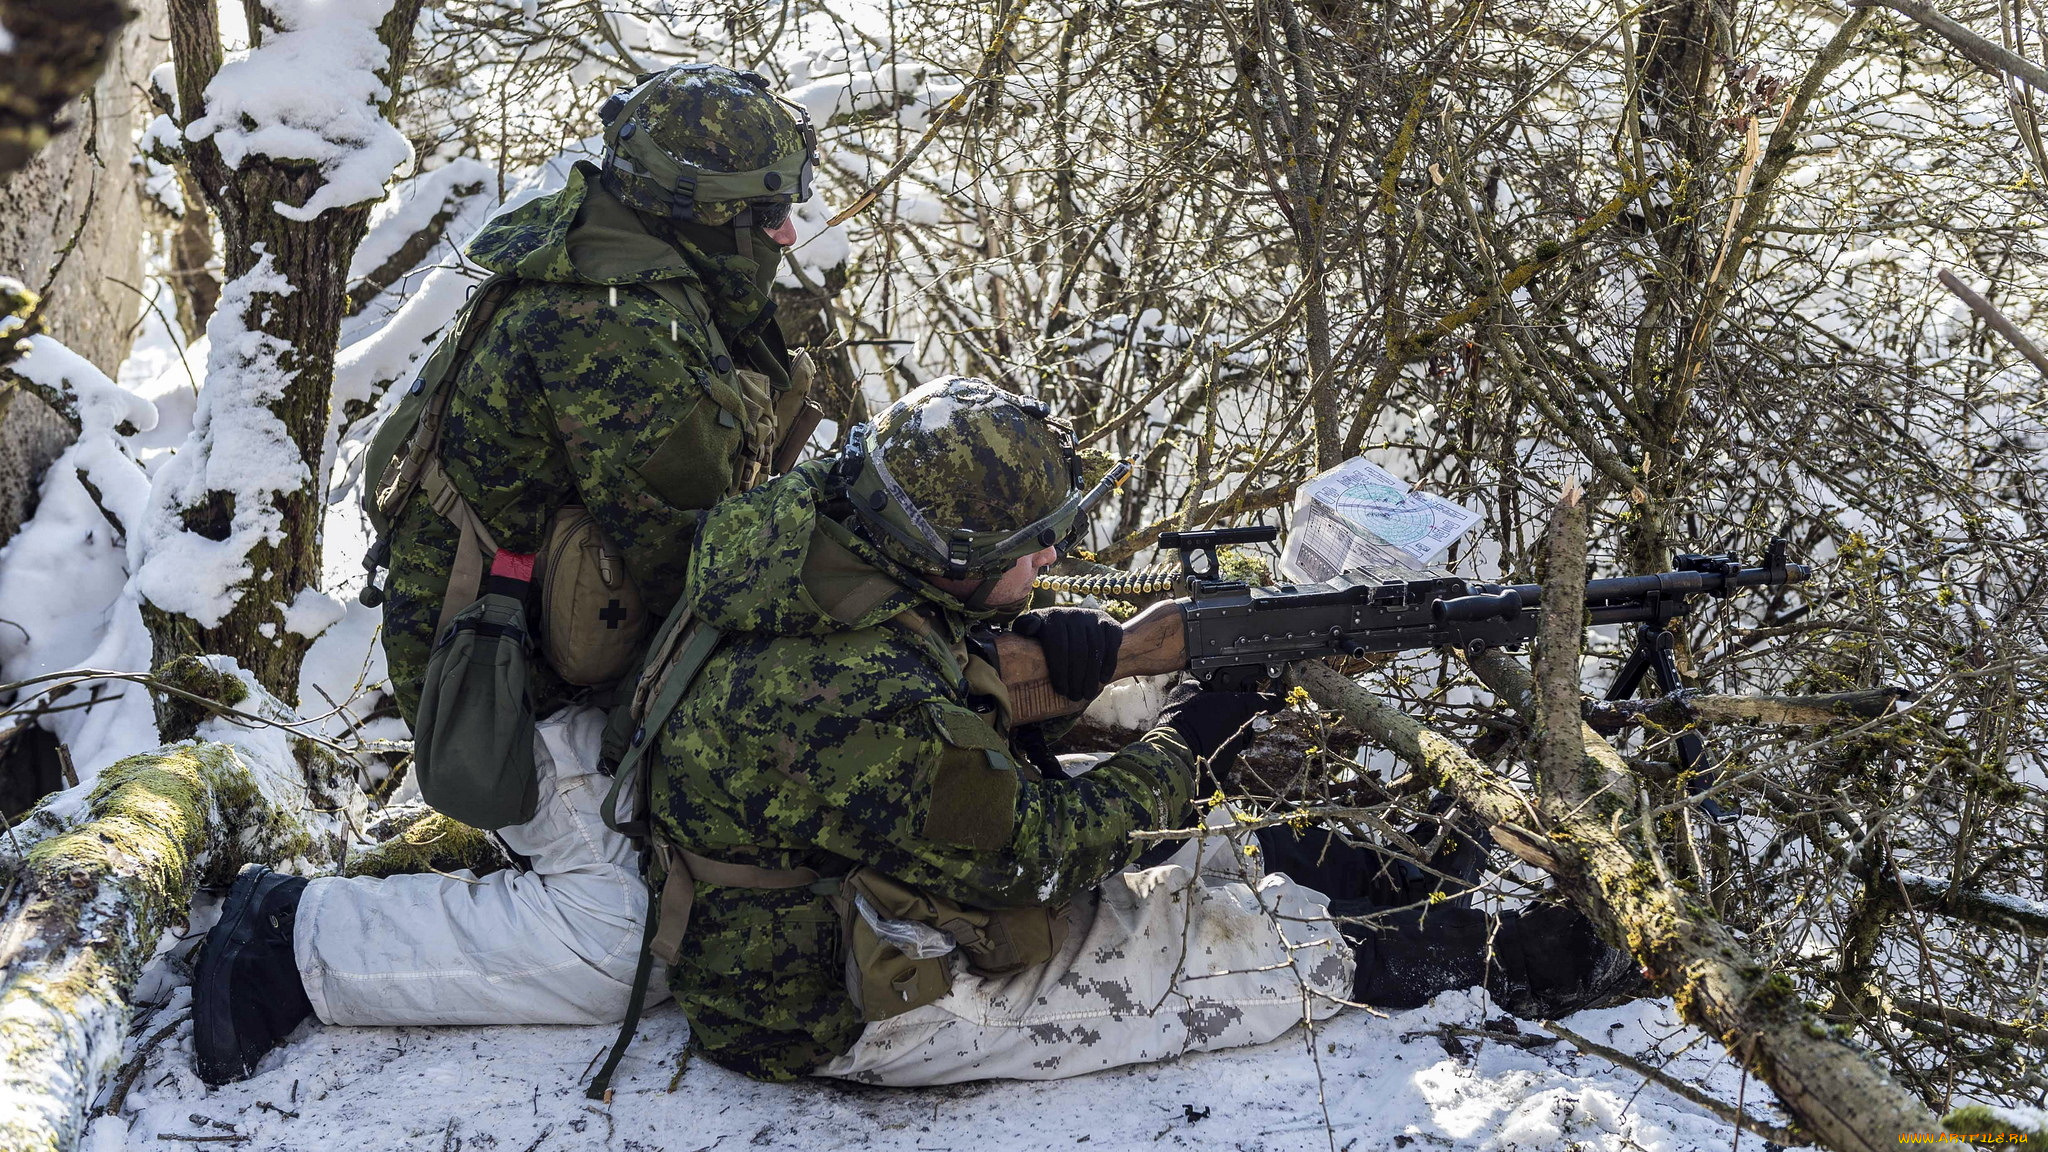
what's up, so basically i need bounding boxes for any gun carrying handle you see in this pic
[996,600,1190,726]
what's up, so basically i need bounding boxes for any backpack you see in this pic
[356,273,818,829]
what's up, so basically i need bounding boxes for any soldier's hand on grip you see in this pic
[1157,681,1282,775]
[1012,607,1123,701]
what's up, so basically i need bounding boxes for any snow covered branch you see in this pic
[137,0,427,701]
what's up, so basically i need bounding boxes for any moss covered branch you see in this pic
[1286,656,1941,1152]
[344,806,505,879]
[0,736,327,1152]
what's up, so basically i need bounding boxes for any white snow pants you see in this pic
[816,821,1356,1085]
[294,705,663,1026]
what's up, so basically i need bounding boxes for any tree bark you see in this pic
[141,0,426,702]
[1287,657,1941,1152]
[1584,687,1914,731]
[0,0,171,549]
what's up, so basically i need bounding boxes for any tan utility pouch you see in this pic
[536,505,646,686]
[833,868,1069,1021]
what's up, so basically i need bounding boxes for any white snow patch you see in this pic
[184,0,413,222]
[132,252,311,630]
[282,586,346,639]
[93,989,1822,1152]
[0,336,163,777]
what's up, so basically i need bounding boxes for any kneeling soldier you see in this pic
[638,377,1642,1085]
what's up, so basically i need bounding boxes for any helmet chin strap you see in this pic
[962,576,999,611]
[733,207,754,263]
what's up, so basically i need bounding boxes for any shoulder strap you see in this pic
[884,609,966,688]
[598,613,726,839]
[359,273,522,605]
[586,609,728,1103]
[369,274,521,530]
[643,278,730,363]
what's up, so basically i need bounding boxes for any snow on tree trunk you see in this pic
[0,658,353,1152]
[136,0,425,705]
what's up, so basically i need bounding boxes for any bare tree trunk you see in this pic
[139,0,426,703]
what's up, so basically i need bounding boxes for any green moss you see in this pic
[345,809,506,879]
[1753,970,1797,1009]
[1943,1105,2048,1140]
[27,747,218,919]
[1218,548,1272,585]
[154,656,251,742]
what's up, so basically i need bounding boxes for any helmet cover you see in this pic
[600,63,815,226]
[846,377,1085,580]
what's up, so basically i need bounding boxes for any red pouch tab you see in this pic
[491,550,537,582]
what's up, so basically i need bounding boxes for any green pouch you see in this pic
[834,868,955,1021]
[414,592,539,830]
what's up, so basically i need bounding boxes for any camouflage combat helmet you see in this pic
[842,377,1131,589]
[598,63,816,227]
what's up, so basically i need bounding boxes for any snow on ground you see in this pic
[90,990,1805,1152]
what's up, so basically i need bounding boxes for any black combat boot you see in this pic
[1331,899,1648,1016]
[193,865,313,1085]
[1486,903,1650,1019]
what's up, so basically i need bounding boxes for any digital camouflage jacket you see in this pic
[649,462,1198,1081]
[380,162,788,722]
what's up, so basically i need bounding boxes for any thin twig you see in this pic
[101,1014,190,1117]
[824,1,1029,227]
[1542,1021,1806,1147]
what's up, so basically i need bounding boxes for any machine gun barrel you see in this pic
[996,536,1809,726]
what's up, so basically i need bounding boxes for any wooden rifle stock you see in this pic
[995,600,1190,724]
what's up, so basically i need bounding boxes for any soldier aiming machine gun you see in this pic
[996,526,1810,823]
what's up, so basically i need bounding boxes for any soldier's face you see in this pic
[764,216,798,246]
[981,545,1060,607]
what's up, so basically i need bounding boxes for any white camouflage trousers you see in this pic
[293,705,665,1026]
[816,814,1355,1085]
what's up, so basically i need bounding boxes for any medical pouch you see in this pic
[537,505,647,686]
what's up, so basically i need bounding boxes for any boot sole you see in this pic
[191,866,271,1086]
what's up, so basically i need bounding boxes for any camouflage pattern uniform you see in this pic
[380,66,808,722]
[649,457,1203,1081]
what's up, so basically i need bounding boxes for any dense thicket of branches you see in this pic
[671,0,2042,1115]
[1,0,2043,1142]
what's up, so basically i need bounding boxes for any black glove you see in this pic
[1012,607,1122,701]
[1156,680,1281,772]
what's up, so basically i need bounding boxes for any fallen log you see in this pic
[0,661,348,1152]
[1287,654,1942,1152]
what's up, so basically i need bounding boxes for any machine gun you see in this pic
[996,526,1810,822]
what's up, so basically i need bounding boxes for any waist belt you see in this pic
[650,843,824,966]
